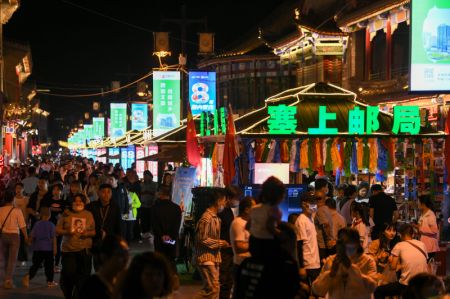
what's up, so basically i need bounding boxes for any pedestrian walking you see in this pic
[14,182,29,266]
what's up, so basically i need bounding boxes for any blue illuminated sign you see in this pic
[188,71,216,115]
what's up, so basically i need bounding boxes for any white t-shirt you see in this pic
[230,216,250,265]
[0,206,26,234]
[352,221,370,251]
[295,214,320,269]
[391,240,429,285]
[249,203,278,239]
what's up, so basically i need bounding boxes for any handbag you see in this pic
[0,207,15,236]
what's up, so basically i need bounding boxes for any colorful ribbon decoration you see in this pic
[325,138,333,172]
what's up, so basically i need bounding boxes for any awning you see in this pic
[138,143,185,162]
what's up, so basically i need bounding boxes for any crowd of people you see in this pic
[0,157,448,299]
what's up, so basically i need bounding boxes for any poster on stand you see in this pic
[153,71,181,136]
[171,167,197,216]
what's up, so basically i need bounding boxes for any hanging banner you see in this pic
[189,71,216,116]
[131,103,148,131]
[93,117,105,139]
[145,144,158,182]
[153,71,181,136]
[171,167,197,217]
[84,125,93,142]
[136,146,146,179]
[110,103,127,138]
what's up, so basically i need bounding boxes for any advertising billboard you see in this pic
[84,125,93,142]
[131,103,148,131]
[188,71,216,115]
[254,163,290,184]
[93,117,105,139]
[411,0,450,91]
[110,103,127,137]
[153,71,181,136]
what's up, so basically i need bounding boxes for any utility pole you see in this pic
[161,3,207,118]
[161,3,207,55]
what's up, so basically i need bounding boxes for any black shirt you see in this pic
[79,274,111,299]
[369,192,397,228]
[87,200,121,242]
[218,207,235,244]
[150,199,182,243]
[41,195,67,225]
[235,250,300,299]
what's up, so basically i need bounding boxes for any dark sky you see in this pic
[3,0,282,140]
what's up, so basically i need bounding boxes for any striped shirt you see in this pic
[195,208,222,265]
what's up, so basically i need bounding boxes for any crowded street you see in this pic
[0,0,450,299]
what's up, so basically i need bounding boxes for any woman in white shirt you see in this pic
[0,192,28,289]
[13,182,29,266]
[417,195,439,258]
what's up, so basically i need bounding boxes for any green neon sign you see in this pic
[392,106,420,134]
[308,106,338,135]
[268,104,297,134]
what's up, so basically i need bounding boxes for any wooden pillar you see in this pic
[386,17,392,80]
[365,27,371,80]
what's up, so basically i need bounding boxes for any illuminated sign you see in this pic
[153,71,181,136]
[84,124,93,142]
[410,0,450,91]
[131,103,148,131]
[93,117,105,139]
[189,71,216,115]
[267,105,421,135]
[110,103,127,138]
[199,107,227,136]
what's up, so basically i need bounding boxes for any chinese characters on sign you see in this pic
[267,105,420,135]
[110,103,127,138]
[153,71,181,136]
[268,105,297,134]
[189,71,216,115]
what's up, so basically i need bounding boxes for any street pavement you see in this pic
[0,241,202,299]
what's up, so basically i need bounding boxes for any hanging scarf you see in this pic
[375,170,386,182]
[343,139,352,177]
[338,139,345,172]
[280,140,290,163]
[351,139,358,174]
[377,138,388,172]
[211,143,219,174]
[308,139,314,173]
[289,139,299,173]
[331,138,341,172]
[299,139,309,170]
[247,140,255,184]
[369,138,378,173]
[384,138,395,173]
[363,138,370,169]
[325,138,333,172]
[315,138,324,175]
[295,139,301,172]
[266,140,277,163]
[357,138,364,170]
[255,139,267,163]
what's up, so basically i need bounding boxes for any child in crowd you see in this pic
[247,176,285,259]
[351,203,371,251]
[22,206,58,288]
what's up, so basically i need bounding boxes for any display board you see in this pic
[410,0,450,91]
[153,71,181,136]
[93,117,105,139]
[188,71,216,115]
[110,103,127,138]
[254,163,290,184]
[131,103,148,131]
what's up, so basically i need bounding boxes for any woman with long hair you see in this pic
[351,203,371,251]
[56,193,95,299]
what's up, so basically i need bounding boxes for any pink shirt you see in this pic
[419,209,440,253]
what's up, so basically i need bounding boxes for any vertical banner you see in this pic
[153,71,181,136]
[78,130,85,146]
[189,71,216,116]
[110,103,127,138]
[171,167,197,216]
[131,103,148,131]
[145,144,158,182]
[108,148,120,165]
[136,146,146,179]
[127,145,135,170]
[93,117,105,139]
[84,125,93,143]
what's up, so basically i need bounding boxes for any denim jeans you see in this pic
[1,233,20,281]
[196,264,220,299]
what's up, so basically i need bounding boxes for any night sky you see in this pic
[4,0,281,141]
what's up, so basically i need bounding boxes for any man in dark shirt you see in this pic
[87,184,121,244]
[150,187,182,274]
[369,184,399,240]
[107,175,129,240]
[218,185,241,299]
